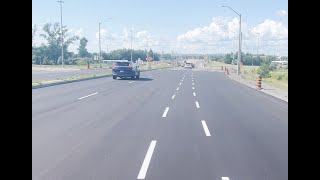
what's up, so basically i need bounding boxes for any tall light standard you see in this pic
[98,17,112,68]
[222,5,241,74]
[57,0,64,67]
[255,32,260,66]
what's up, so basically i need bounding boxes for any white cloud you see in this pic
[276,10,287,17]
[68,28,84,52]
[177,17,241,44]
[251,19,287,40]
[90,29,168,53]
[33,24,47,47]
[176,17,287,55]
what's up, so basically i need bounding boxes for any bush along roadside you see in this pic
[257,63,271,78]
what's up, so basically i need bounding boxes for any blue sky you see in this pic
[32,0,288,55]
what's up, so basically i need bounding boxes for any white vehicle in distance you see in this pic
[184,62,192,69]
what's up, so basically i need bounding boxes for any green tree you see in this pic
[242,53,253,65]
[148,49,154,59]
[77,37,89,57]
[224,53,232,64]
[40,22,79,64]
[33,45,49,64]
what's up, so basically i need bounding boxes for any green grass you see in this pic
[32,82,42,86]
[205,61,236,70]
[241,67,288,91]
[139,62,175,71]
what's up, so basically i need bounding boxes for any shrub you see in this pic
[257,63,271,78]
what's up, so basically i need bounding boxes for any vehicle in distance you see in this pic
[112,61,140,79]
[185,62,193,69]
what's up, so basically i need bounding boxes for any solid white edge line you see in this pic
[162,107,170,117]
[128,81,135,83]
[78,92,98,100]
[221,177,230,180]
[195,101,200,108]
[201,120,211,136]
[172,95,175,99]
[137,141,157,179]
[193,92,196,96]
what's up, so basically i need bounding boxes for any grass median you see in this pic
[32,71,113,87]
[32,62,176,87]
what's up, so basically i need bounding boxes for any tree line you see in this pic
[222,52,281,66]
[32,23,160,65]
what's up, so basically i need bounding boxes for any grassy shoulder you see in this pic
[204,61,288,91]
[241,67,288,91]
[139,62,175,71]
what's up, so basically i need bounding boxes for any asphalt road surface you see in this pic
[32,68,288,180]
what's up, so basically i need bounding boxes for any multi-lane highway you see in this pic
[32,67,288,180]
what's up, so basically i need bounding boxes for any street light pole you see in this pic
[57,0,64,67]
[222,5,241,74]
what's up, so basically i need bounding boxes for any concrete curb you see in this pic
[225,72,288,103]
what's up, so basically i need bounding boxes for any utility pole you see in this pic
[146,38,149,58]
[239,16,241,73]
[98,17,112,68]
[161,51,163,61]
[232,31,235,64]
[57,0,64,67]
[255,32,260,66]
[99,22,102,68]
[130,29,133,62]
